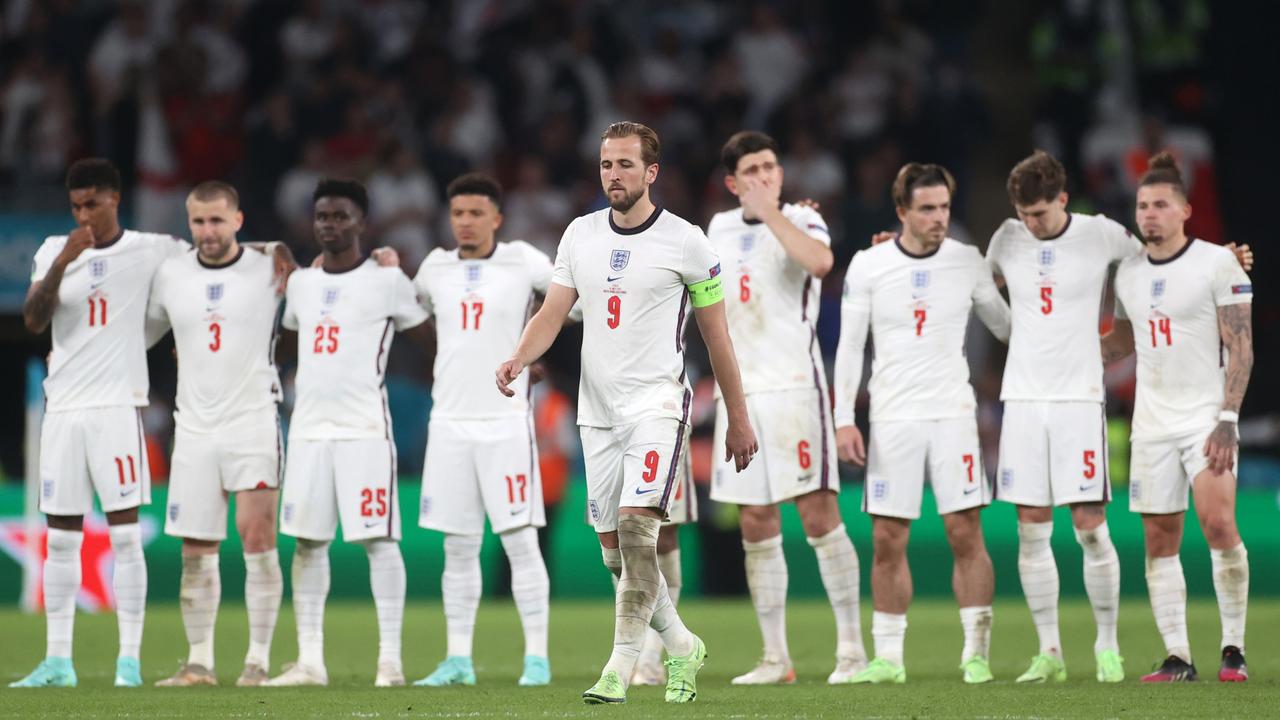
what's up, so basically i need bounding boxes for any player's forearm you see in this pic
[695,304,750,420]
[974,293,1011,343]
[832,306,869,426]
[1100,321,1134,363]
[512,309,563,367]
[761,206,833,278]
[1219,304,1253,413]
[23,267,67,334]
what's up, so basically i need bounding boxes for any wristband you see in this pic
[1218,410,1239,424]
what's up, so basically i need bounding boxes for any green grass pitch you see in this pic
[1,598,1274,718]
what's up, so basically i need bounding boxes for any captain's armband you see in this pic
[687,276,723,308]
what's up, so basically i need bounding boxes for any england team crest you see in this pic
[1151,278,1166,301]
[740,234,755,253]
[89,258,107,279]
[1039,248,1055,267]
[322,287,339,305]
[465,264,481,282]
[206,282,224,303]
[911,269,931,290]
[610,249,630,272]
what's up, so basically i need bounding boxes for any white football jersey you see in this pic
[414,240,552,419]
[707,203,830,395]
[147,246,283,433]
[551,207,721,428]
[31,229,188,412]
[834,238,1009,425]
[986,213,1142,402]
[1114,239,1252,440]
[283,260,428,440]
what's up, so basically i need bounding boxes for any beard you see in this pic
[607,186,646,213]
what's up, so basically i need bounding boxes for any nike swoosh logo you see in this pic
[1079,484,1095,492]
[963,486,979,495]
[120,487,137,497]
[509,507,526,515]
[364,519,384,528]
[634,487,658,496]
[607,275,624,282]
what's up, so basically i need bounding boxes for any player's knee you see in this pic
[1200,514,1239,548]
[237,516,276,554]
[106,507,139,525]
[945,523,983,559]
[46,514,84,531]
[601,545,622,577]
[655,528,680,555]
[740,505,780,538]
[800,511,838,539]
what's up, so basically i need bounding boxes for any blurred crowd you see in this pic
[1,0,1241,487]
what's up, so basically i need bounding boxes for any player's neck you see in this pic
[94,223,124,248]
[898,232,938,257]
[198,241,242,267]
[1145,231,1189,261]
[611,195,657,230]
[321,248,363,273]
[458,239,496,260]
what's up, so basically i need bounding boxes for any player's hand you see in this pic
[57,226,95,266]
[795,198,821,211]
[724,417,759,473]
[870,231,895,246]
[495,358,525,397]
[267,242,297,295]
[836,425,866,466]
[372,247,400,268]
[1202,420,1238,474]
[738,177,778,221]
[1224,243,1253,273]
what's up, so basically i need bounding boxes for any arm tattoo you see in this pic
[23,265,67,333]
[1218,304,1253,413]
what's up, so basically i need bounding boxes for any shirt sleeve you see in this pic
[144,266,172,348]
[794,206,832,247]
[153,234,190,261]
[390,270,430,330]
[680,227,724,308]
[970,249,1011,342]
[282,281,299,331]
[412,259,434,319]
[30,238,60,282]
[550,220,577,289]
[833,254,872,426]
[1113,289,1129,320]
[984,224,1005,276]
[1100,215,1143,263]
[523,242,555,294]
[1212,248,1253,307]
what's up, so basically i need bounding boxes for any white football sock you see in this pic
[365,540,405,667]
[292,539,330,669]
[442,534,483,658]
[808,524,867,663]
[1075,523,1120,653]
[606,515,691,682]
[959,605,993,663]
[638,547,683,666]
[44,528,82,659]
[1210,543,1249,651]
[179,554,220,669]
[743,534,790,662]
[109,523,147,660]
[243,549,282,669]
[1145,554,1190,663]
[871,611,907,666]
[1017,521,1061,658]
[500,527,550,658]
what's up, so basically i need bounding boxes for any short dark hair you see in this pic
[1006,150,1066,207]
[446,172,503,208]
[188,180,240,209]
[1138,150,1186,198]
[720,130,779,174]
[600,121,660,166]
[313,178,369,217]
[66,158,122,192]
[892,162,956,209]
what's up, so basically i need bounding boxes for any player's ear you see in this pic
[895,204,908,224]
[646,162,659,185]
[724,173,738,197]
[1057,191,1068,207]
[492,211,504,231]
[233,210,245,232]
[1181,201,1192,222]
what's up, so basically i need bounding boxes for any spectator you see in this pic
[367,141,440,269]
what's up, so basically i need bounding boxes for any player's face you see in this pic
[726,149,784,200]
[1014,193,1069,239]
[599,136,657,212]
[449,194,503,254]
[313,196,364,255]
[1135,184,1191,243]
[186,197,244,263]
[898,184,951,247]
[68,187,120,241]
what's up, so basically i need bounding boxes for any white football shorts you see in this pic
[582,416,689,533]
[1129,424,1237,515]
[280,437,400,542]
[39,406,151,515]
[864,416,990,519]
[166,412,282,541]
[996,401,1110,507]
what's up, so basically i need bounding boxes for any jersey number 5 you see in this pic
[1040,286,1053,315]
